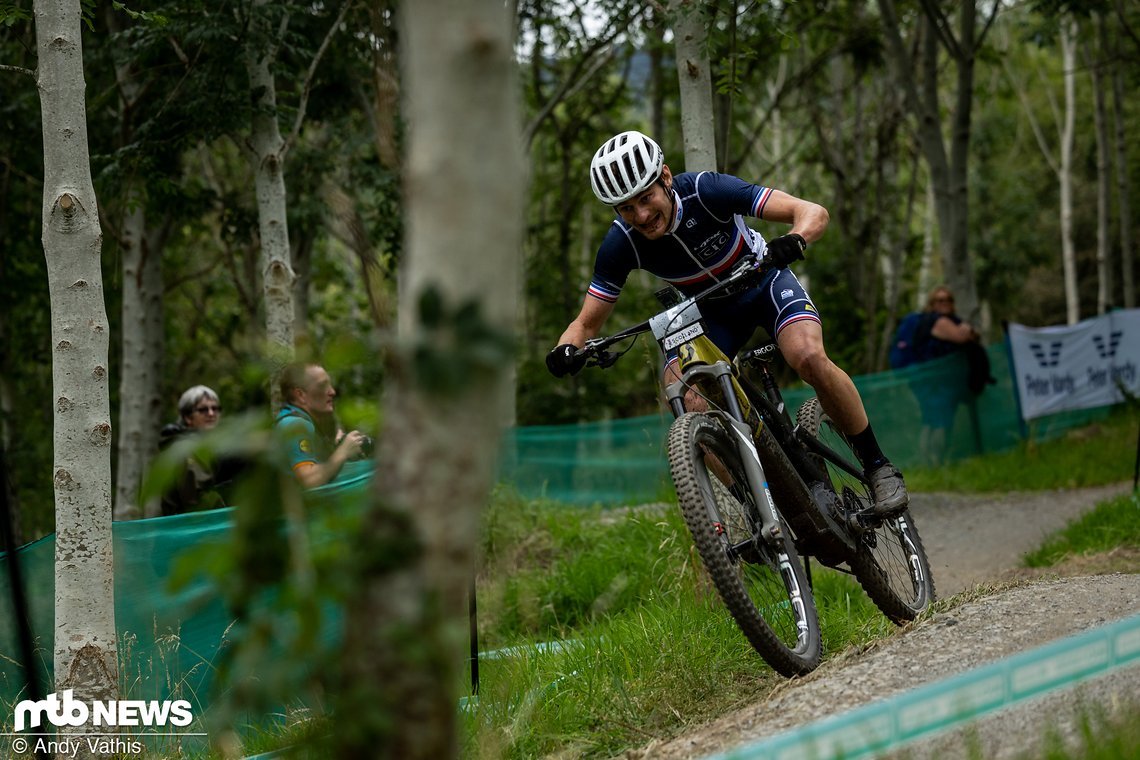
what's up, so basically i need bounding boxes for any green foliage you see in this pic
[0,2,30,26]
[160,445,390,750]
[111,1,168,26]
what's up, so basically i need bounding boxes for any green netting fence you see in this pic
[499,343,1111,505]
[0,343,1113,720]
[0,460,375,740]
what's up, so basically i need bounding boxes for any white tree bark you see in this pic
[1088,21,1111,315]
[1001,18,1080,324]
[671,0,716,171]
[245,0,296,359]
[34,0,119,738]
[114,207,164,519]
[918,180,937,310]
[1059,19,1079,324]
[339,0,523,754]
[107,5,164,521]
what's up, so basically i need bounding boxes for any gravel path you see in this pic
[628,482,1139,760]
[912,482,1133,596]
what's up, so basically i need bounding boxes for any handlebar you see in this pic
[575,254,774,370]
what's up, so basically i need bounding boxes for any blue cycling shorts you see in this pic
[664,267,820,369]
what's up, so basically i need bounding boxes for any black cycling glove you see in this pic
[546,343,586,378]
[765,233,807,269]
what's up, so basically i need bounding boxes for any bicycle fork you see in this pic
[720,414,786,546]
[666,361,784,547]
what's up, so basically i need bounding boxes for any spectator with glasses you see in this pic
[908,286,991,464]
[180,386,223,431]
[159,385,239,515]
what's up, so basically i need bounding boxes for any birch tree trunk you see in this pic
[113,206,165,519]
[1001,19,1081,324]
[1088,19,1111,315]
[878,0,986,324]
[35,0,119,738]
[1111,55,1134,308]
[337,0,523,755]
[107,6,165,521]
[918,180,937,309]
[671,0,716,171]
[1059,20,1079,324]
[245,0,296,360]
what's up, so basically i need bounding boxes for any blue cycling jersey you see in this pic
[585,170,822,363]
[588,171,775,302]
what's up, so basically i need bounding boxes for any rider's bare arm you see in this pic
[757,190,829,244]
[557,296,615,348]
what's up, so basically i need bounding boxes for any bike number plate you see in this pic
[663,322,704,350]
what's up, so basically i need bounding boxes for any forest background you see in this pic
[2,0,1138,544]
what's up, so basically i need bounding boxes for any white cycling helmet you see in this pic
[589,130,664,205]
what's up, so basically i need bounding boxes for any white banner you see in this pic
[1007,309,1140,421]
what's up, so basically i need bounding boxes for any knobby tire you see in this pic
[667,412,822,677]
[795,397,936,623]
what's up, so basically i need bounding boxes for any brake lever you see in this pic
[593,350,619,369]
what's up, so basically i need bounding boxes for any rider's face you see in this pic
[614,167,674,240]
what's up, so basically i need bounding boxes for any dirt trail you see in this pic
[629,482,1139,760]
[912,482,1133,596]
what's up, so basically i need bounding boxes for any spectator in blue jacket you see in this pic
[914,286,983,463]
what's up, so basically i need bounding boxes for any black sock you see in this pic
[849,425,888,472]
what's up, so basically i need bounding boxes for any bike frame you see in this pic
[582,256,864,557]
[663,333,785,544]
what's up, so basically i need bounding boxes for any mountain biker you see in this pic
[544,130,908,516]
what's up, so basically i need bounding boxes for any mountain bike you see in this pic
[573,256,936,677]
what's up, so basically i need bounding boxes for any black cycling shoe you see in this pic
[867,464,909,517]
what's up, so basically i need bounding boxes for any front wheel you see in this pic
[667,412,822,676]
[796,397,936,623]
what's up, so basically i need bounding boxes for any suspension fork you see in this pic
[666,362,784,545]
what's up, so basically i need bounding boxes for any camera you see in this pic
[359,434,374,458]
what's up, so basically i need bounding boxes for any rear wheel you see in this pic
[667,412,822,676]
[796,397,936,623]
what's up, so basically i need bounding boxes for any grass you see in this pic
[462,408,1140,759]
[904,405,1139,493]
[465,489,901,758]
[1023,491,1140,568]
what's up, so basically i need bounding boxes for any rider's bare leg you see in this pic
[775,320,867,434]
[777,320,908,514]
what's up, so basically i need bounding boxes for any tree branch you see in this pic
[1112,0,1140,54]
[0,64,35,78]
[917,0,962,60]
[522,4,648,150]
[1001,51,1059,175]
[284,0,353,156]
[975,0,1002,50]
